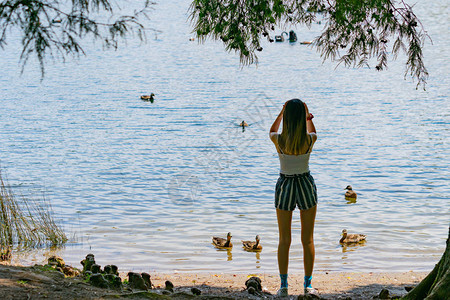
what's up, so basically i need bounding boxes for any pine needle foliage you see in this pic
[190,0,429,89]
[0,0,155,77]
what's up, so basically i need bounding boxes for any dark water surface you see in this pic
[0,0,448,273]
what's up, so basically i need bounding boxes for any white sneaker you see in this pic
[304,287,320,297]
[276,287,289,297]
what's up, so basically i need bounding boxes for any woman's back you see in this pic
[276,132,316,175]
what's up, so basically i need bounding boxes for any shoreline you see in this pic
[1,260,427,299]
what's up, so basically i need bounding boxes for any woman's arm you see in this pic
[270,110,283,134]
[304,103,317,144]
[307,118,316,134]
[269,104,285,142]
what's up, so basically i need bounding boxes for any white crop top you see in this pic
[278,152,311,175]
[276,133,316,175]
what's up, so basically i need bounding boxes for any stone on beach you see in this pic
[62,266,80,277]
[191,287,201,295]
[104,274,122,289]
[128,271,148,290]
[103,264,119,275]
[165,280,174,291]
[90,273,109,288]
[245,276,262,292]
[80,253,96,273]
[47,256,80,277]
[103,265,112,274]
[90,264,102,274]
[141,272,152,289]
[48,256,65,268]
[378,288,390,299]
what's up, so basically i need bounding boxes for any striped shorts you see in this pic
[275,172,318,211]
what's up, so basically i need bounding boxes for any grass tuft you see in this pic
[0,169,67,259]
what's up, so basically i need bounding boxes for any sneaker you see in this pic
[276,287,289,297]
[304,287,320,297]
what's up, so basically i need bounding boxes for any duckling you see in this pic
[340,229,366,244]
[242,235,262,251]
[141,93,155,103]
[344,185,357,199]
[212,232,233,248]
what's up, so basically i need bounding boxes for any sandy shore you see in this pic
[0,261,427,299]
[148,271,427,299]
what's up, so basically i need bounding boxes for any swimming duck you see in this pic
[240,120,249,128]
[344,185,357,199]
[242,235,262,251]
[212,232,233,248]
[340,229,366,244]
[141,93,155,103]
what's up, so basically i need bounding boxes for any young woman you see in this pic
[269,99,318,297]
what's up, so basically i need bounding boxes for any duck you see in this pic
[240,120,249,128]
[340,229,366,244]
[242,235,262,251]
[141,93,155,103]
[212,232,233,248]
[344,185,357,199]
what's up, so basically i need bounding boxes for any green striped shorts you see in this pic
[275,172,318,211]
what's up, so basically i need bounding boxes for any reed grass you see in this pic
[0,170,67,259]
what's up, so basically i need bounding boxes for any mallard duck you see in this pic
[340,229,366,244]
[212,232,233,248]
[240,120,248,128]
[141,93,155,103]
[242,235,262,251]
[344,185,357,199]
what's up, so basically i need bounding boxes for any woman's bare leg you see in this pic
[276,208,293,274]
[300,205,317,276]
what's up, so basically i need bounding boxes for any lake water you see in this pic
[0,0,448,274]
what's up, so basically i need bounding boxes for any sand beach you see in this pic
[0,260,428,299]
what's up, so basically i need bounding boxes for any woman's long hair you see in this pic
[278,99,309,155]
